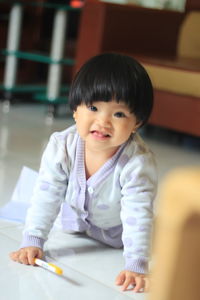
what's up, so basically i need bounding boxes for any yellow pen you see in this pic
[34,258,63,275]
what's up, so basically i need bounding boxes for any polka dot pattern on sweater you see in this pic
[97,204,110,210]
[124,237,133,247]
[126,216,137,225]
[40,182,50,191]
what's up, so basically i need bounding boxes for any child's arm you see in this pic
[10,247,43,265]
[20,132,69,248]
[10,131,71,260]
[119,147,157,282]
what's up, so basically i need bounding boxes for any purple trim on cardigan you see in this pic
[66,136,127,225]
[70,136,126,215]
[86,141,127,187]
[125,257,148,274]
[20,233,45,249]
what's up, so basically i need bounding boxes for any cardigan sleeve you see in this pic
[21,132,70,249]
[120,150,157,274]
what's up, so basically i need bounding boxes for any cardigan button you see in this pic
[88,186,94,194]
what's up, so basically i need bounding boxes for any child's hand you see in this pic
[115,270,147,292]
[10,247,43,265]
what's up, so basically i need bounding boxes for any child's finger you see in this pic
[121,277,134,291]
[10,251,20,261]
[144,277,150,292]
[115,272,125,285]
[27,250,37,265]
[133,276,145,293]
[27,249,43,265]
[18,251,29,265]
[9,251,16,260]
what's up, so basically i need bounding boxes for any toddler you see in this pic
[10,53,157,292]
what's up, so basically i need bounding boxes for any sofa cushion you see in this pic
[131,12,200,98]
[141,57,200,98]
[177,12,200,59]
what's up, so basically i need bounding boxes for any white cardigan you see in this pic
[22,125,157,274]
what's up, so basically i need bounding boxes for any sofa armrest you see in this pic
[75,0,185,72]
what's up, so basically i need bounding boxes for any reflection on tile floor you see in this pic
[1,227,143,300]
[0,102,199,299]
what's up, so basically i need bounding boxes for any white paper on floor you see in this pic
[0,166,38,222]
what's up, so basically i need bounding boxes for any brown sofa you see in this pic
[74,0,200,137]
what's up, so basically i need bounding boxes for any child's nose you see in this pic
[97,114,111,127]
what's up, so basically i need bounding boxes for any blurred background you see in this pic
[0,0,199,197]
[0,1,200,299]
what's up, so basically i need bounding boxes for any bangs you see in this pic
[69,53,137,112]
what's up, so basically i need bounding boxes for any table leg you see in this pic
[3,3,23,111]
[47,9,67,103]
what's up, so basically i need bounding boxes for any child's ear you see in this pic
[132,121,142,133]
[73,111,77,121]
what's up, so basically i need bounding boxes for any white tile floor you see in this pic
[0,102,199,300]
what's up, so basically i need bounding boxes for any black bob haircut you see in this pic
[69,53,153,127]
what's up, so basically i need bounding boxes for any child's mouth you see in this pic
[91,130,111,139]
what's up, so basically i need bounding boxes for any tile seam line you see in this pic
[0,229,23,242]
[0,222,22,230]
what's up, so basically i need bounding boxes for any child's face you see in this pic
[73,100,140,154]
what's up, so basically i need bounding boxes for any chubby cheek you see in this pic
[117,125,135,142]
[75,124,85,137]
[119,122,135,134]
[128,121,138,134]
[119,132,132,144]
[75,121,90,139]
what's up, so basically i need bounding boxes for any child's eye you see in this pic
[114,112,126,118]
[88,105,97,112]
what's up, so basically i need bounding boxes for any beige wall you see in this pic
[110,0,186,11]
